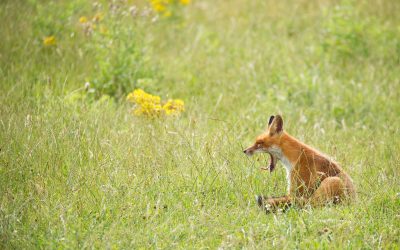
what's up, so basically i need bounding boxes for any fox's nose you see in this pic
[243,149,247,154]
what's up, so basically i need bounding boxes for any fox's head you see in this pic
[243,115,284,171]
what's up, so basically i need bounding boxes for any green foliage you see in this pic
[31,0,88,41]
[88,10,157,98]
[321,2,369,58]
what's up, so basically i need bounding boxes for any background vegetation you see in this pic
[1,0,399,248]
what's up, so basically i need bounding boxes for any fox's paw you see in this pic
[333,195,341,204]
[255,195,274,213]
[264,203,273,213]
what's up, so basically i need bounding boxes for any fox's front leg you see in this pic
[256,195,292,212]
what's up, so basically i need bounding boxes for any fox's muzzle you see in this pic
[243,147,254,156]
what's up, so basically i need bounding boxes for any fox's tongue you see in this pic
[260,153,276,172]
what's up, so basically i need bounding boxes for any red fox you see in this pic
[243,115,356,212]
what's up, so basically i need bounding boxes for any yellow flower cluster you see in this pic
[163,99,185,115]
[150,0,191,17]
[127,89,185,117]
[43,36,56,46]
[127,89,162,116]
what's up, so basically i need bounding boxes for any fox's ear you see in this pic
[269,115,283,135]
[268,115,275,127]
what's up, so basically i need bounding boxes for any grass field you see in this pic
[1,0,399,248]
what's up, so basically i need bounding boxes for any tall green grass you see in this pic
[1,0,399,248]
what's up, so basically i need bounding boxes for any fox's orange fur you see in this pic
[244,115,356,212]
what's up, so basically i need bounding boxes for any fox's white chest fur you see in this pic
[268,145,293,193]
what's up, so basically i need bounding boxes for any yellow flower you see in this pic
[127,89,163,117]
[132,89,161,105]
[150,0,161,5]
[79,16,88,23]
[163,99,185,115]
[127,89,184,117]
[43,36,56,46]
[179,0,191,5]
[153,3,166,12]
[93,12,104,22]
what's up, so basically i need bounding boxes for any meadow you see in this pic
[0,0,399,248]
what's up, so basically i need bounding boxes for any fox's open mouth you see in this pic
[269,153,276,171]
[261,153,276,172]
